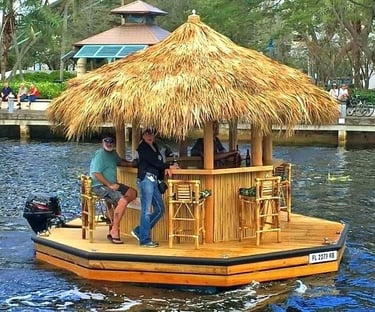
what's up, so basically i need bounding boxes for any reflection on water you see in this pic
[0,140,374,311]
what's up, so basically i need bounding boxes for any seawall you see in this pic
[2,106,375,147]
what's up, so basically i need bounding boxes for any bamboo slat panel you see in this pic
[213,169,273,241]
[116,166,282,243]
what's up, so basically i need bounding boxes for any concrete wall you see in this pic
[369,75,375,90]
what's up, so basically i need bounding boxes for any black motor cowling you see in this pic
[23,193,62,234]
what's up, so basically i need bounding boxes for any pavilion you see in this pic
[71,0,170,76]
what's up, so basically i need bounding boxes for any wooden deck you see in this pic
[31,213,348,288]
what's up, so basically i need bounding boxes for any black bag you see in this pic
[158,180,168,194]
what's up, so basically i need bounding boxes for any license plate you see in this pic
[309,250,337,264]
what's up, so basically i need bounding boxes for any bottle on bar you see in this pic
[245,149,251,167]
[233,144,241,167]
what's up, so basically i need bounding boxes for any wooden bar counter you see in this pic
[118,164,274,243]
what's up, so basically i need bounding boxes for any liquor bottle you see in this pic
[245,149,251,167]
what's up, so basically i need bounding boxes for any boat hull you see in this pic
[31,213,348,288]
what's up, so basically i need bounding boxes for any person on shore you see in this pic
[338,84,349,103]
[131,128,179,248]
[90,135,137,244]
[0,82,13,107]
[329,82,339,99]
[190,122,241,167]
[16,82,29,109]
[27,84,40,108]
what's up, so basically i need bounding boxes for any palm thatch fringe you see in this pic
[48,13,339,140]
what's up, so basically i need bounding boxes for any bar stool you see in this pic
[80,175,113,243]
[238,188,256,241]
[273,163,292,221]
[255,176,281,246]
[238,176,281,245]
[168,179,206,249]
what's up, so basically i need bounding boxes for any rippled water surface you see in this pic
[0,140,374,311]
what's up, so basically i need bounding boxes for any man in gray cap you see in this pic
[90,135,137,244]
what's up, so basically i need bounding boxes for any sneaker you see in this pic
[131,230,139,241]
[140,241,159,248]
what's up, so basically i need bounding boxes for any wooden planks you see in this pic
[31,213,347,287]
[45,213,344,256]
[35,247,345,287]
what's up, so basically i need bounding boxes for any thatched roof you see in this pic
[48,13,339,140]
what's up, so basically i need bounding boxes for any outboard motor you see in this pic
[23,193,63,234]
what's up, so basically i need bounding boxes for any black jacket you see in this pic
[136,140,169,181]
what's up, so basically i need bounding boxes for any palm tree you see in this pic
[0,0,16,79]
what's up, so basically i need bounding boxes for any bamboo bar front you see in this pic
[118,165,274,243]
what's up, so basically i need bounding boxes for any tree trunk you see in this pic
[60,2,69,81]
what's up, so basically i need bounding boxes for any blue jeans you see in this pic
[28,95,38,102]
[134,173,165,244]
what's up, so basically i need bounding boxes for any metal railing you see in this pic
[346,96,375,117]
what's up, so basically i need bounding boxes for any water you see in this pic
[0,139,374,311]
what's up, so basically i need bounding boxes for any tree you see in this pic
[0,0,61,80]
[270,0,375,88]
[330,0,375,88]
[3,0,374,90]
[0,0,17,79]
[25,0,118,72]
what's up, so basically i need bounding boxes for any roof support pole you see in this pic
[115,123,126,159]
[228,119,238,151]
[178,139,188,157]
[263,125,273,165]
[131,121,141,158]
[203,122,214,169]
[203,121,214,243]
[251,125,263,166]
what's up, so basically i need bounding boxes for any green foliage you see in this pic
[8,71,75,99]
[353,89,375,103]
[4,0,375,91]
[13,70,75,83]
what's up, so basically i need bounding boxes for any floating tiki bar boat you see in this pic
[37,5,347,288]
[29,170,348,287]
[30,213,347,287]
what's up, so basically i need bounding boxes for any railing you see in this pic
[346,96,375,117]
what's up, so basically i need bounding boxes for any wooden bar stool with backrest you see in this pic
[273,163,292,221]
[238,190,256,242]
[255,176,281,246]
[168,179,206,249]
[81,175,113,243]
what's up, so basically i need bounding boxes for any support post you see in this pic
[116,124,125,158]
[338,130,347,148]
[228,119,238,151]
[203,122,214,243]
[76,58,87,77]
[20,125,30,141]
[251,125,263,166]
[131,121,141,159]
[179,139,188,157]
[263,125,273,165]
